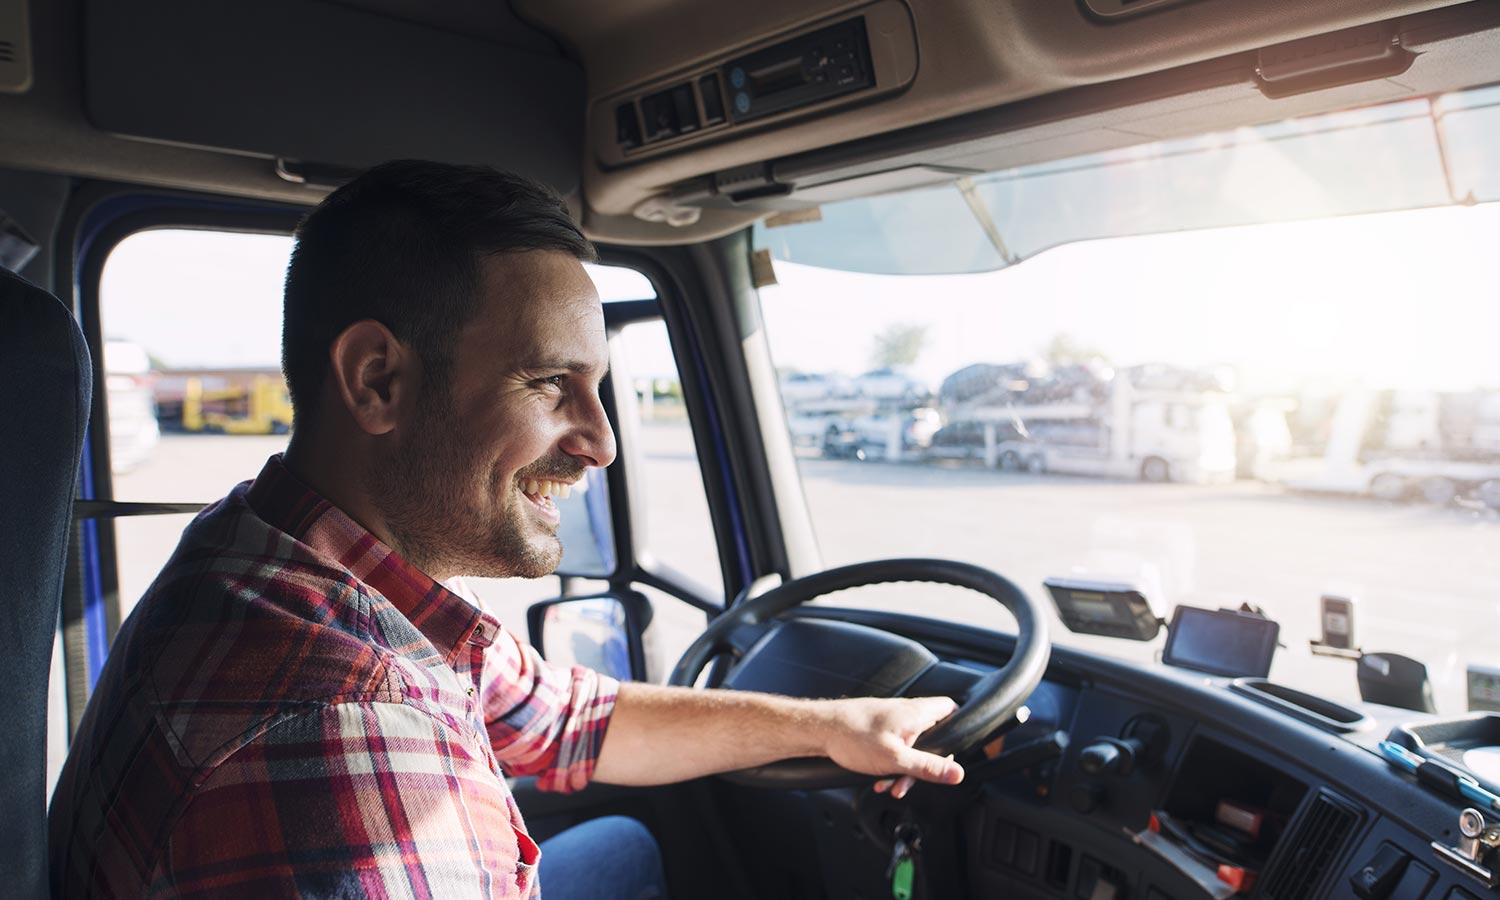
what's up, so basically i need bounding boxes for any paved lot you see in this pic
[113,425,1500,714]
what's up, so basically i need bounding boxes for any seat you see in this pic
[0,266,93,900]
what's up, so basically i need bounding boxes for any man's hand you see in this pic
[818,696,964,799]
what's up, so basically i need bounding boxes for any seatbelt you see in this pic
[72,500,206,519]
[60,524,89,737]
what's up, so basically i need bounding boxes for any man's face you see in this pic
[373,250,616,580]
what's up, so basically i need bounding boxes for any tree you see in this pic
[1042,333,1109,368]
[870,322,930,369]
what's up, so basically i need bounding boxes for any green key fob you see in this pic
[891,856,915,900]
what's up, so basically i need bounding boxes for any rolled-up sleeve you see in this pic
[480,627,620,793]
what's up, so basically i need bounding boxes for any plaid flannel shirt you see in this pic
[50,455,619,899]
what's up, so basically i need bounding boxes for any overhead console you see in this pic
[591,1,916,170]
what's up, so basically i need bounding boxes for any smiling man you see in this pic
[48,161,963,900]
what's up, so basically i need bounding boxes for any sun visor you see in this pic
[83,0,585,193]
[754,82,1500,276]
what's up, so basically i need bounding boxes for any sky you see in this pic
[100,200,1500,397]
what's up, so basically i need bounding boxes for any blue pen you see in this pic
[1379,740,1500,812]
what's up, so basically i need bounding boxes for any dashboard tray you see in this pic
[1230,678,1373,734]
[1389,713,1500,796]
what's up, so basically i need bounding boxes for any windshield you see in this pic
[755,86,1500,715]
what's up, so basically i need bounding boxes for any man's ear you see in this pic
[327,320,412,436]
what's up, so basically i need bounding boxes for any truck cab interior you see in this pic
[5,1,1500,899]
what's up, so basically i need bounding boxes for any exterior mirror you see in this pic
[527,593,649,682]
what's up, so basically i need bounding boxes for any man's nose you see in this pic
[562,391,616,469]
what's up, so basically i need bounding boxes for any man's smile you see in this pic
[518,475,582,522]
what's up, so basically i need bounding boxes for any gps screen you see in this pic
[1162,606,1279,678]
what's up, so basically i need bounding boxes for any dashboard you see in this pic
[722,607,1495,900]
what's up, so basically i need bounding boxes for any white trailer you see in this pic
[1284,389,1500,506]
[954,367,1237,483]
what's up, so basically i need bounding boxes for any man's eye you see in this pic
[537,375,565,388]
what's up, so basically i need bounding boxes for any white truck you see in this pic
[781,371,941,461]
[1283,389,1500,507]
[787,399,942,460]
[945,363,1238,483]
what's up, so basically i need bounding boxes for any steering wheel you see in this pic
[668,558,1051,789]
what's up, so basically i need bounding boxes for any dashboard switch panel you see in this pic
[614,103,642,150]
[1015,828,1041,876]
[1077,855,1127,899]
[1352,842,1411,899]
[640,89,679,142]
[1388,861,1435,900]
[985,817,1043,877]
[698,74,725,125]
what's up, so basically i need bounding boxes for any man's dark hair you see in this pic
[281,159,596,421]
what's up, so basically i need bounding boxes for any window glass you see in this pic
[611,320,724,669]
[758,203,1500,715]
[101,229,293,619]
[98,229,679,639]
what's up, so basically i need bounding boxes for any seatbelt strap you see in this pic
[72,500,206,519]
[60,523,89,737]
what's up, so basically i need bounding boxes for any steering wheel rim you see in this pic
[668,558,1051,789]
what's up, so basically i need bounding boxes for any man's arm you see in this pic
[591,682,964,795]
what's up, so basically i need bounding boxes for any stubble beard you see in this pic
[371,386,562,581]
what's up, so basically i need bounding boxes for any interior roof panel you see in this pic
[325,0,563,53]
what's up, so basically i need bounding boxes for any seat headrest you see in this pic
[0,266,93,900]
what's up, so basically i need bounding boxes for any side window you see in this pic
[617,319,723,595]
[615,319,724,665]
[101,229,295,619]
[99,229,718,674]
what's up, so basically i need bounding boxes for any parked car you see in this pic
[828,407,943,460]
[778,371,854,405]
[852,368,930,402]
[924,419,1027,462]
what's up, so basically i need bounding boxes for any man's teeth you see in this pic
[523,479,573,500]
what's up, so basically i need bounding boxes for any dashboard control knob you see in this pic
[1079,737,1147,776]
[1079,741,1123,776]
[1069,782,1106,814]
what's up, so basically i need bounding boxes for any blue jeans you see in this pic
[538,815,669,900]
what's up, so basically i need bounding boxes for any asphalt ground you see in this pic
[112,425,1500,715]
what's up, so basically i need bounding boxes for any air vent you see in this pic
[1259,791,1362,900]
[0,0,32,93]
